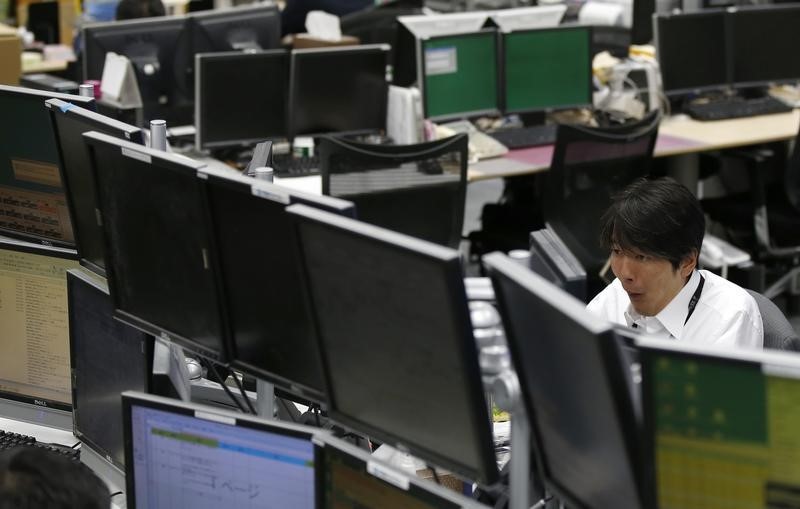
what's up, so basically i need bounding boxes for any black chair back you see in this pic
[319,134,469,248]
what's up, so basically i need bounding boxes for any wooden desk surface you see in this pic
[468,110,800,182]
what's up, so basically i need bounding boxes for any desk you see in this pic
[468,110,800,182]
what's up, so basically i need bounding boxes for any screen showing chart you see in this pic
[129,404,316,508]
[0,243,78,407]
[643,346,800,509]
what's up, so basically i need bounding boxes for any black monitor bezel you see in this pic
[46,98,144,277]
[499,25,593,116]
[189,3,281,53]
[67,269,154,472]
[194,49,289,150]
[654,9,731,97]
[288,44,390,138]
[121,391,320,509]
[485,252,649,508]
[83,130,230,362]
[289,204,499,485]
[0,85,94,248]
[417,28,501,122]
[198,167,355,404]
[0,236,78,412]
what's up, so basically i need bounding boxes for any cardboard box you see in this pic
[290,33,360,49]
[0,24,22,85]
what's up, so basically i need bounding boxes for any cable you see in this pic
[231,371,256,415]
[110,492,124,498]
[207,362,249,414]
[70,442,81,449]
[430,467,442,485]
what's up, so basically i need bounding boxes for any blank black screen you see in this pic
[290,47,388,136]
[292,208,496,484]
[657,11,727,93]
[68,271,150,470]
[489,257,641,508]
[731,6,800,86]
[197,51,288,149]
[87,136,226,358]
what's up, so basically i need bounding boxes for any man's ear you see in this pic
[680,250,698,279]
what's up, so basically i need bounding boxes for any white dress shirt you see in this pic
[587,269,763,348]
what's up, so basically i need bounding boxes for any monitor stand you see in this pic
[256,379,275,419]
[493,370,535,509]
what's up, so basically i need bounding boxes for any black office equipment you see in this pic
[319,133,468,248]
[485,252,649,509]
[0,85,94,247]
[639,337,800,509]
[190,4,281,53]
[289,45,389,137]
[655,10,728,96]
[26,0,59,44]
[199,167,355,403]
[316,435,490,508]
[683,95,792,121]
[488,124,557,149]
[21,73,78,94]
[83,131,228,361]
[46,98,144,277]
[194,50,289,150]
[630,0,656,45]
[68,269,153,471]
[529,228,586,302]
[272,153,320,178]
[730,5,800,88]
[0,430,80,459]
[82,16,193,125]
[0,238,79,430]
[122,392,318,509]
[289,204,498,484]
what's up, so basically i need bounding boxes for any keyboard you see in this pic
[488,124,558,149]
[0,430,80,461]
[271,154,320,178]
[684,96,793,121]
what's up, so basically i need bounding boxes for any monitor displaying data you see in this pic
[0,85,93,247]
[123,392,317,509]
[195,50,289,150]
[730,5,800,87]
[68,268,152,471]
[420,30,499,120]
[641,339,800,509]
[0,239,78,411]
[502,26,592,114]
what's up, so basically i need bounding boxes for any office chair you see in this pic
[747,289,800,351]
[318,133,469,248]
[542,110,661,296]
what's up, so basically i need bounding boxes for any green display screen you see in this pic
[503,27,591,113]
[422,31,498,119]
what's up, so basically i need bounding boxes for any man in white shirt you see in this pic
[587,177,763,348]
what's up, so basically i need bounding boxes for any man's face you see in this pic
[610,246,695,317]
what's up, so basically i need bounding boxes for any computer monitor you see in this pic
[288,204,498,485]
[122,391,318,509]
[0,237,79,430]
[501,25,592,115]
[528,228,586,302]
[46,98,144,277]
[198,167,356,403]
[486,4,567,32]
[289,45,389,137]
[67,268,153,471]
[83,131,228,361]
[316,435,491,508]
[194,50,289,150]
[484,252,648,509]
[655,10,728,95]
[27,0,59,44]
[0,85,94,247]
[82,16,193,125]
[190,4,281,53]
[592,0,656,44]
[730,5,800,88]
[397,12,490,39]
[638,337,800,509]
[419,29,500,121]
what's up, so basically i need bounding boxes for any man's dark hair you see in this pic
[115,0,166,20]
[600,177,705,270]
[0,446,110,509]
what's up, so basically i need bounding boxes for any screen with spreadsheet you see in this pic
[421,30,499,120]
[641,340,800,509]
[502,26,592,114]
[0,240,79,409]
[124,393,316,509]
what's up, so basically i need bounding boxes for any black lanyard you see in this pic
[684,275,705,325]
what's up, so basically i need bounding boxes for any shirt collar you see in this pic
[624,271,701,339]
